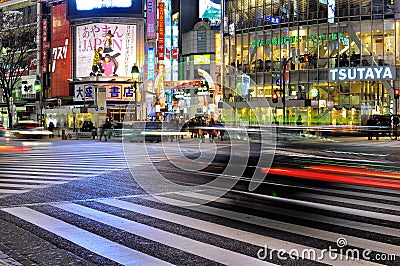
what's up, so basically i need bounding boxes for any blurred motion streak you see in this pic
[263,167,400,190]
[0,146,31,153]
[308,165,400,180]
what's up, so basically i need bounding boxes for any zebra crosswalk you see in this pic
[0,142,128,197]
[1,186,399,265]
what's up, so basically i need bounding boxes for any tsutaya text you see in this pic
[329,66,395,82]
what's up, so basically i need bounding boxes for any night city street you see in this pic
[0,135,399,265]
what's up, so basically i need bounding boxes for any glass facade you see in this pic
[223,0,398,126]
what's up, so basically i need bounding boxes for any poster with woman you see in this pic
[75,23,136,78]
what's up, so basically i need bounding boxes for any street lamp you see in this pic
[131,65,140,121]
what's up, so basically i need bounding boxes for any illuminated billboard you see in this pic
[194,54,211,65]
[75,23,137,78]
[199,0,221,19]
[75,0,132,10]
[67,0,143,20]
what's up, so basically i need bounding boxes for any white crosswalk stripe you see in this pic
[2,188,399,265]
[0,143,128,196]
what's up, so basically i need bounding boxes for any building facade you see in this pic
[223,0,399,126]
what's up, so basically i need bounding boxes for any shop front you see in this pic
[223,18,399,126]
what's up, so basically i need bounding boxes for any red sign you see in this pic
[42,19,48,42]
[158,2,165,61]
[51,3,71,98]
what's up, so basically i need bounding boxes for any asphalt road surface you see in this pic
[0,137,399,265]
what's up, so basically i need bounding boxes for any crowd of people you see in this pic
[183,117,225,142]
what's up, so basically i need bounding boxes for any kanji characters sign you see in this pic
[74,84,137,102]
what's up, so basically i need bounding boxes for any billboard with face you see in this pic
[75,23,136,78]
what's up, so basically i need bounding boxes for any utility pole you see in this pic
[280,57,291,124]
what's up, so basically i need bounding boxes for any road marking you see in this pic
[151,194,400,256]
[96,198,375,265]
[52,202,275,266]
[2,206,171,266]
[186,191,400,238]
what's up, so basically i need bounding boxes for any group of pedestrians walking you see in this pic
[99,118,113,141]
[184,117,225,142]
[366,116,381,140]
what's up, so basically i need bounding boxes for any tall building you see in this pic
[0,0,40,127]
[47,0,146,130]
[222,0,398,126]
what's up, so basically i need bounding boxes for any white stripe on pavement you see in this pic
[298,193,400,212]
[2,207,171,266]
[0,179,67,185]
[231,190,400,223]
[152,194,400,256]
[96,198,379,266]
[52,202,276,266]
[186,191,400,238]
[0,189,31,194]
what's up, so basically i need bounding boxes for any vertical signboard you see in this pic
[328,0,335,23]
[172,24,179,81]
[51,3,71,98]
[148,47,155,81]
[42,18,49,73]
[158,2,165,61]
[215,33,221,64]
[146,0,156,38]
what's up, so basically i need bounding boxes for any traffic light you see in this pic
[299,54,309,63]
[34,79,42,92]
[394,89,400,99]
[272,93,278,103]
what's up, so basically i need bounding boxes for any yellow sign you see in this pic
[194,54,211,65]
[215,33,221,64]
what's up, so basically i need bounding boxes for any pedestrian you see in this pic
[375,118,381,140]
[48,121,55,138]
[366,116,374,140]
[296,115,304,137]
[208,118,217,142]
[99,121,108,141]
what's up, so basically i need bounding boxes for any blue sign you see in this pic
[275,78,281,86]
[265,16,280,24]
[148,48,154,81]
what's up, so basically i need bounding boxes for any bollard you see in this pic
[62,129,66,140]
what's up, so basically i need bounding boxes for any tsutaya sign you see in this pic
[329,66,396,82]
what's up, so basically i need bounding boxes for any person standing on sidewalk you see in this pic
[48,122,55,139]
[375,118,381,140]
[99,120,109,142]
[366,116,374,140]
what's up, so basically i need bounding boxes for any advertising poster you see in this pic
[75,23,136,77]
[51,3,71,97]
[75,0,132,10]
[199,0,221,19]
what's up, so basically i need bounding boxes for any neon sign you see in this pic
[251,32,344,48]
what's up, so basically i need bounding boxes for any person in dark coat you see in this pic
[366,116,374,140]
[48,122,55,138]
